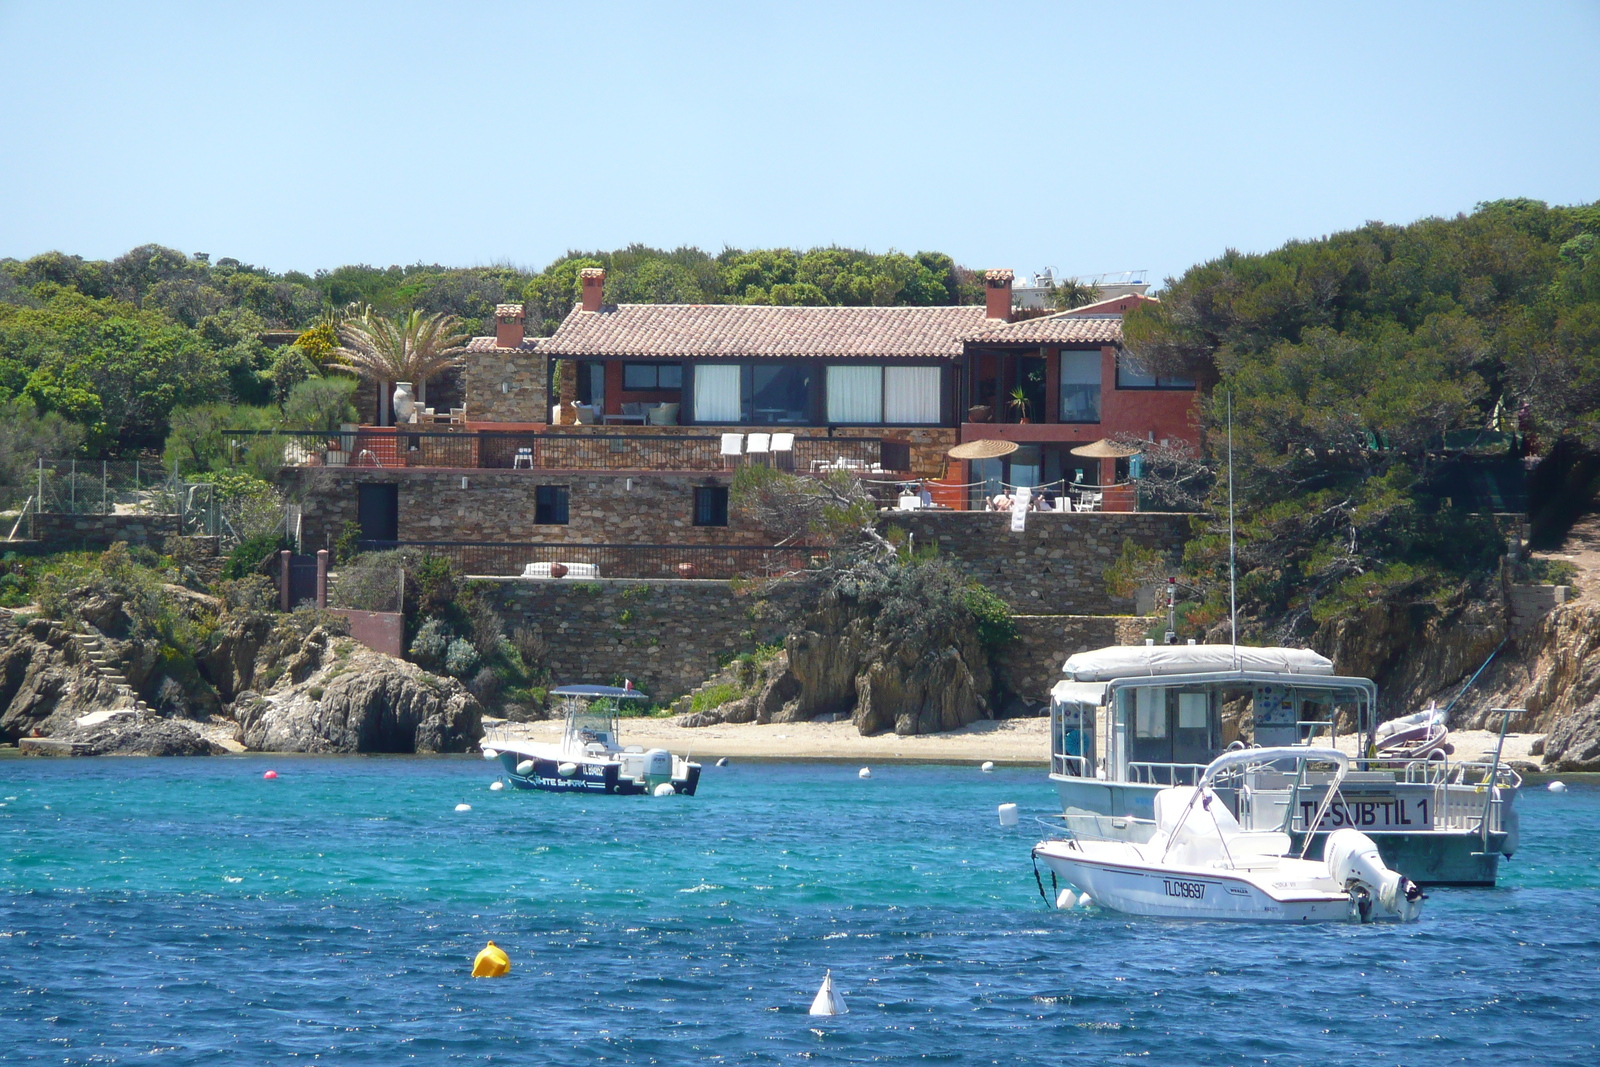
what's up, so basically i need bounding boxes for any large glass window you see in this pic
[826,365,941,424]
[827,366,883,423]
[1117,354,1195,389]
[884,366,941,423]
[623,363,682,390]
[693,364,742,423]
[1059,350,1101,422]
[749,364,812,423]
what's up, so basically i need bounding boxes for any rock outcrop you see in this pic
[0,611,135,742]
[678,589,993,736]
[1451,598,1600,770]
[231,625,481,753]
[65,713,225,756]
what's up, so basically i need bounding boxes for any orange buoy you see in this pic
[263,770,277,780]
[472,941,510,977]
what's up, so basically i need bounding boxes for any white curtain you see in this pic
[883,366,941,424]
[826,365,882,423]
[693,364,742,423]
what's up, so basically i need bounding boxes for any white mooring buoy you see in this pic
[716,757,729,767]
[980,761,995,773]
[1549,780,1568,793]
[858,767,872,779]
[998,802,1018,827]
[454,803,472,812]
[809,970,847,1016]
[653,782,675,797]
[489,780,505,792]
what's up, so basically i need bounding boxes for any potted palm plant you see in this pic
[1008,386,1031,424]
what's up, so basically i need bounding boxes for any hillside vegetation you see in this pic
[1123,197,1600,639]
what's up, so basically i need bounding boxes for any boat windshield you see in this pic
[560,695,638,752]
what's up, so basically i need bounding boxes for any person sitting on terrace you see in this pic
[989,493,1012,511]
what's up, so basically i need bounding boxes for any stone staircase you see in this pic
[1508,584,1569,636]
[71,628,149,723]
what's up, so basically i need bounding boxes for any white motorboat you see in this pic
[1048,643,1520,885]
[1033,747,1426,923]
[481,684,702,796]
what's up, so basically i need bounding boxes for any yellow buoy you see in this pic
[472,940,510,978]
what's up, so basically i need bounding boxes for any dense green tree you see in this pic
[1123,198,1600,638]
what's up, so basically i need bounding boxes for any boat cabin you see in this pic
[1049,646,1377,786]
[552,684,647,755]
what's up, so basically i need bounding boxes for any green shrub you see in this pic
[963,582,1016,650]
[689,683,741,714]
[444,637,479,677]
[224,532,285,581]
[410,617,449,670]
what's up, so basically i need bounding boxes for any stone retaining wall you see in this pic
[995,614,1153,711]
[882,511,1193,615]
[32,513,181,549]
[291,469,772,552]
[478,577,753,702]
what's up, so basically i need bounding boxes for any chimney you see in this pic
[984,269,1014,321]
[494,303,526,348]
[580,267,606,313]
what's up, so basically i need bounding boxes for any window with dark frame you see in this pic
[1116,354,1195,390]
[623,363,683,390]
[693,485,729,527]
[534,485,570,525]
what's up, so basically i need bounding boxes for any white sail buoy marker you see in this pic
[981,761,995,773]
[1548,781,1567,793]
[809,970,847,1016]
[489,780,505,792]
[455,803,472,812]
[858,767,871,779]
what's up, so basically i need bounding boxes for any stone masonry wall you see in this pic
[461,347,548,422]
[291,469,774,551]
[883,510,1193,615]
[32,513,181,549]
[995,614,1155,710]
[480,577,752,702]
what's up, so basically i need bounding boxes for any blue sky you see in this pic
[1,1,1597,285]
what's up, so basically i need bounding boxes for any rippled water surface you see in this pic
[1,756,1596,1065]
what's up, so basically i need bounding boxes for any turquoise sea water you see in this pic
[1,756,1596,1065]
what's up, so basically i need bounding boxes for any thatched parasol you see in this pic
[948,439,1020,460]
[1069,438,1142,459]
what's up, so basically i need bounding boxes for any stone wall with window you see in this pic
[287,468,774,551]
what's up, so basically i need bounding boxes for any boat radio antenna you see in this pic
[1227,389,1239,667]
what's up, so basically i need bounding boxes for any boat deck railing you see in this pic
[1051,753,1091,777]
[1127,761,1208,786]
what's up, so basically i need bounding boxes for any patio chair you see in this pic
[513,447,534,469]
[720,433,743,469]
[771,432,795,470]
[647,402,679,426]
[746,432,771,465]
[450,407,466,424]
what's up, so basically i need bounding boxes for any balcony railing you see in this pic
[351,540,830,580]
[230,429,901,473]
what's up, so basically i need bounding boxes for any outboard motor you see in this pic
[1326,828,1424,922]
[644,749,674,792]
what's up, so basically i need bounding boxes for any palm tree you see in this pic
[332,307,469,417]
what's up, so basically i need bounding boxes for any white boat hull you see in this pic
[1035,841,1351,923]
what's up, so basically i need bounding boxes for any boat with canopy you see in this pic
[1033,746,1426,922]
[481,684,702,796]
[1047,644,1520,885]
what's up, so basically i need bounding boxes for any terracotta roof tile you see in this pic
[541,304,988,359]
[466,335,540,353]
[963,313,1123,346]
[494,303,526,317]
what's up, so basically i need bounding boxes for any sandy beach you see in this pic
[484,715,1055,764]
[481,715,1547,768]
